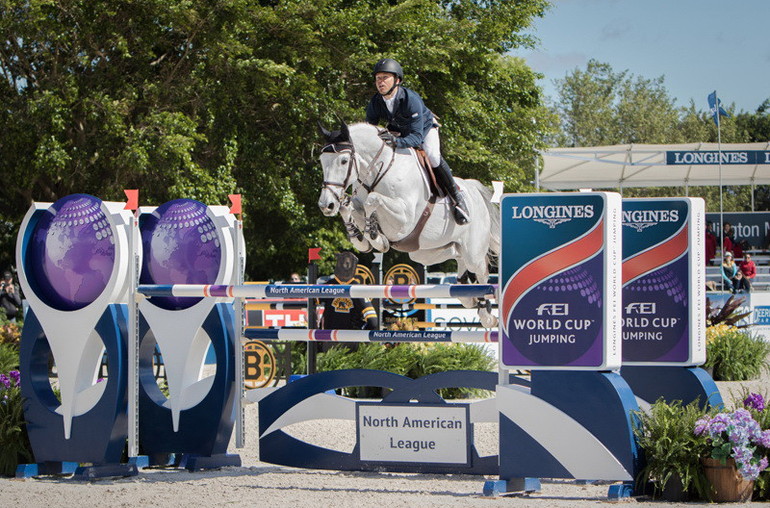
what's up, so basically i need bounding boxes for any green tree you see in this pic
[1,0,552,278]
[552,59,681,147]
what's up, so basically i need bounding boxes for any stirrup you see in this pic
[452,204,470,225]
[448,186,470,225]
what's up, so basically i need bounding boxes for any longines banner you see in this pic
[666,151,770,165]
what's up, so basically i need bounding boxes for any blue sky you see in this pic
[514,0,770,113]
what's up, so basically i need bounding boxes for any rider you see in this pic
[365,58,470,225]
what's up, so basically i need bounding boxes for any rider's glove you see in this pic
[378,130,398,148]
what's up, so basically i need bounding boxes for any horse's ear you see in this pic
[317,121,334,141]
[340,122,350,142]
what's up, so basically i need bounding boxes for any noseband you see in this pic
[321,142,357,204]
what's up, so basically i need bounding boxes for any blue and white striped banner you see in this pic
[137,283,497,300]
[244,328,498,343]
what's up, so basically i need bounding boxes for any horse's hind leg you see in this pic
[457,225,498,328]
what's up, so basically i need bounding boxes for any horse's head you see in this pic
[318,122,356,217]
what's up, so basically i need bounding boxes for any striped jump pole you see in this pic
[245,328,498,343]
[137,283,498,300]
[245,302,500,311]
[387,302,499,310]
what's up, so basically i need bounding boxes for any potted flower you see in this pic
[633,399,712,501]
[695,407,770,502]
[742,392,770,500]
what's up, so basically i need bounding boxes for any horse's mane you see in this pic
[346,123,385,153]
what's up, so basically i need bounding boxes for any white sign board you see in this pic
[357,403,470,465]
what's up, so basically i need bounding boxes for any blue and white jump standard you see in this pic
[132,200,244,470]
[16,195,137,479]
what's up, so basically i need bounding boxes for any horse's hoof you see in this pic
[480,314,498,329]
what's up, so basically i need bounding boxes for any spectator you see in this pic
[319,252,377,331]
[705,222,717,266]
[315,252,378,356]
[0,270,21,322]
[723,222,743,259]
[739,253,757,292]
[288,272,303,283]
[721,252,749,293]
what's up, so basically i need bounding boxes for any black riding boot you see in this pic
[434,158,470,225]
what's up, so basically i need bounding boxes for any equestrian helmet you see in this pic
[373,58,404,81]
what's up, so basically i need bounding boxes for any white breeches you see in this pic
[422,127,442,168]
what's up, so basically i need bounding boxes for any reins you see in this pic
[358,131,396,193]
[321,129,397,198]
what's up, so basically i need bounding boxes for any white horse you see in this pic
[318,122,500,328]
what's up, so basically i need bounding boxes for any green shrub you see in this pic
[0,370,32,476]
[705,327,770,381]
[0,343,19,374]
[316,343,494,399]
[633,399,712,500]
[414,343,496,399]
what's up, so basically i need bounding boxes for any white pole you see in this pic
[716,91,725,291]
[234,218,246,449]
[128,213,140,458]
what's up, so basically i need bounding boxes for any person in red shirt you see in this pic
[739,253,756,292]
[705,222,717,265]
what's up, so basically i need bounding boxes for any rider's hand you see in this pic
[378,130,397,148]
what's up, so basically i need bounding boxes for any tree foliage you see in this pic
[0,0,552,278]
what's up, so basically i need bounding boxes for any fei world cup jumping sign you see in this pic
[621,198,706,365]
[499,192,622,370]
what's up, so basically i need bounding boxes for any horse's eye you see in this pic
[341,157,349,165]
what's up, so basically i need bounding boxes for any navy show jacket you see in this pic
[365,86,437,149]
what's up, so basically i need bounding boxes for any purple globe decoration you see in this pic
[27,194,116,311]
[140,199,222,310]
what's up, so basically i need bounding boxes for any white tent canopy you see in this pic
[538,142,770,190]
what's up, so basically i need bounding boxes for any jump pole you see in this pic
[245,328,498,343]
[137,283,497,300]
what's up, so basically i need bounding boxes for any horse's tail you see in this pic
[465,179,501,265]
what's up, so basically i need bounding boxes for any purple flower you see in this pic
[744,393,766,412]
[0,373,9,390]
[8,370,20,387]
[694,408,770,480]
[761,430,770,448]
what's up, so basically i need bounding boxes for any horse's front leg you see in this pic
[340,201,373,253]
[365,192,410,237]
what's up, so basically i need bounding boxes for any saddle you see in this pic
[414,149,445,199]
[390,149,441,253]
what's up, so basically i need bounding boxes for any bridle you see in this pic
[320,128,397,200]
[321,142,357,206]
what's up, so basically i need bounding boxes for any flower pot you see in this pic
[661,472,691,502]
[701,457,754,502]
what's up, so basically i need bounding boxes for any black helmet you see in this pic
[373,58,403,82]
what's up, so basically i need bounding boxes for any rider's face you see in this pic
[375,72,398,95]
